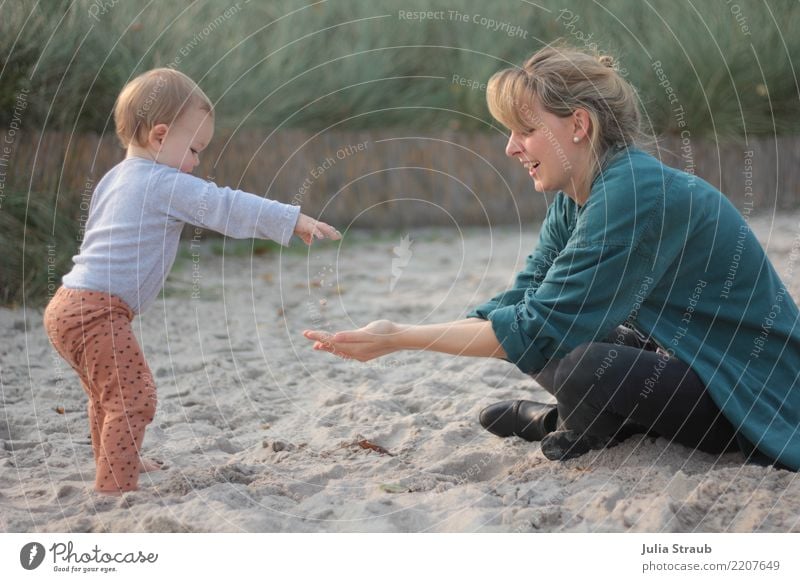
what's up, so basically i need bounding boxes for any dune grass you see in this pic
[0,190,79,307]
[2,0,798,137]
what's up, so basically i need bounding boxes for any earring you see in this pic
[572,136,580,143]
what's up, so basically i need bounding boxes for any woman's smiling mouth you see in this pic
[522,160,540,175]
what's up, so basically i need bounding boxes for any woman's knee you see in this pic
[551,343,608,402]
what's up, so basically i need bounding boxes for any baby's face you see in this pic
[156,106,214,173]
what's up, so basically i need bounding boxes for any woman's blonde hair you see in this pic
[487,43,648,181]
[114,68,213,148]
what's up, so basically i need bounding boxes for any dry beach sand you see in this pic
[2,213,800,533]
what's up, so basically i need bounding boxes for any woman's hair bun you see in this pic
[598,55,615,68]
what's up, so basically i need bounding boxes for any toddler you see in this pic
[44,68,340,493]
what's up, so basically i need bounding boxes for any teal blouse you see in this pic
[469,147,800,470]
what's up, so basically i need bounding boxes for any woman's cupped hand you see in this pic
[303,319,400,362]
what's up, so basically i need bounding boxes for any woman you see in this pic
[304,45,800,470]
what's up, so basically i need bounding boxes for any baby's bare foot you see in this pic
[139,457,167,472]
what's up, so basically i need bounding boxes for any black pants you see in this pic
[532,326,739,455]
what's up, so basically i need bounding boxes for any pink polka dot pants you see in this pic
[44,287,157,493]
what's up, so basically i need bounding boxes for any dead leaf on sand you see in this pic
[357,439,394,456]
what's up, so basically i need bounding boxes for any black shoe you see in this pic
[479,400,558,442]
[540,430,618,461]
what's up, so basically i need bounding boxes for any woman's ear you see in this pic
[148,123,169,149]
[572,109,592,141]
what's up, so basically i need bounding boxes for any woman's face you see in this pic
[505,98,590,203]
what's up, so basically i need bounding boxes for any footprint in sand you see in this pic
[54,484,81,501]
[322,392,352,406]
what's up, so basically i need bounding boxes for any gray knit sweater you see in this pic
[63,157,300,313]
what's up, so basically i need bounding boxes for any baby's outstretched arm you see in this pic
[152,167,344,247]
[294,213,342,245]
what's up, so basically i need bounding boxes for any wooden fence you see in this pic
[3,129,799,229]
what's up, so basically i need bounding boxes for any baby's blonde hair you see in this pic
[487,43,648,181]
[114,68,213,148]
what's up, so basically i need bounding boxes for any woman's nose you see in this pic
[505,133,522,158]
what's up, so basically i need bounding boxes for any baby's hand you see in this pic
[294,213,341,245]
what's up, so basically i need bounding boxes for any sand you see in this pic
[2,213,800,533]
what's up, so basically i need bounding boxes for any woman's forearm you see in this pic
[451,317,489,325]
[390,320,507,359]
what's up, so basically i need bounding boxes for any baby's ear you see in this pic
[149,123,169,146]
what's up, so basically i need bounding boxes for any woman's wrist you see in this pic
[389,322,414,350]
